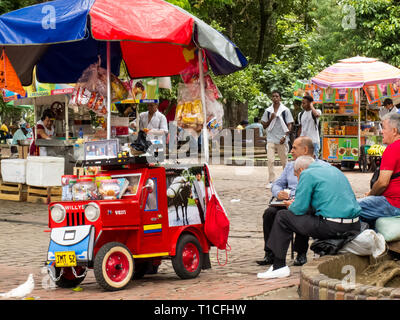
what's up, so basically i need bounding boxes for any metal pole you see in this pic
[33,97,37,141]
[106,41,111,140]
[65,94,69,141]
[358,88,361,152]
[198,49,209,163]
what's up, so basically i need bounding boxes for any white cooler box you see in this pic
[1,159,27,184]
[26,156,64,187]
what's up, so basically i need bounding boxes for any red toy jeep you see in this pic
[46,161,213,291]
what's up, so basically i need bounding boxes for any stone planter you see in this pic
[299,253,400,300]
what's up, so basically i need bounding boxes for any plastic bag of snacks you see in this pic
[111,74,128,102]
[69,59,127,114]
[72,178,98,201]
[98,179,121,200]
[175,83,204,133]
[205,95,224,138]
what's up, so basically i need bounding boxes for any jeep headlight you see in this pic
[85,203,100,222]
[50,204,66,223]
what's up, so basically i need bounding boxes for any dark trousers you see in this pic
[262,206,309,256]
[267,209,361,261]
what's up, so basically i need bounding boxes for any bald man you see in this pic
[256,136,330,267]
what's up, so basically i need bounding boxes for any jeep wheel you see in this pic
[172,234,203,279]
[94,242,134,291]
[54,266,86,288]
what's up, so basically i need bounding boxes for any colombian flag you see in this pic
[143,224,162,234]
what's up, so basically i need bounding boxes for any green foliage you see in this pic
[0,95,25,126]
[0,0,45,15]
[212,64,262,104]
[4,0,400,126]
[309,0,400,66]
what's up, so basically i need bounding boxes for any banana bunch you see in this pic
[367,144,386,156]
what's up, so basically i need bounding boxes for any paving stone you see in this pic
[0,165,373,300]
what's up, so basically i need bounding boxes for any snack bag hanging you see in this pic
[175,83,204,133]
[312,86,323,103]
[377,83,390,100]
[335,88,349,104]
[363,85,380,104]
[293,80,306,101]
[322,87,336,103]
[390,81,400,98]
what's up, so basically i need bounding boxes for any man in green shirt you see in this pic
[257,156,361,279]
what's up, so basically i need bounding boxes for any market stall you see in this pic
[294,56,400,171]
[0,0,247,197]
[0,0,247,164]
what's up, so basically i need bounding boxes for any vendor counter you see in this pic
[35,135,137,174]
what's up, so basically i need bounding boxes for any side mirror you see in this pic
[143,179,154,193]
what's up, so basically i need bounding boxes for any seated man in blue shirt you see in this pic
[246,117,264,137]
[257,156,361,279]
[256,136,329,267]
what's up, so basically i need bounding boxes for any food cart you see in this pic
[295,56,400,171]
[47,158,214,291]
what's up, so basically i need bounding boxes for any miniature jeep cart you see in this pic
[46,157,214,291]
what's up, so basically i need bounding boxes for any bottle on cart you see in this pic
[79,127,84,139]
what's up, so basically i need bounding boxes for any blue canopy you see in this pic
[0,0,248,85]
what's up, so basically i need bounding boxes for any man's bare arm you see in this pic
[368,170,393,196]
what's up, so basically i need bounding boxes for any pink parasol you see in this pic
[311,56,400,88]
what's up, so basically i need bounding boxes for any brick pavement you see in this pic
[0,165,371,300]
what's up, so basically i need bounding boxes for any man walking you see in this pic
[261,90,294,188]
[297,95,321,158]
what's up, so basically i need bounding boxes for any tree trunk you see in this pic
[256,0,267,63]
[256,0,276,63]
[223,100,249,128]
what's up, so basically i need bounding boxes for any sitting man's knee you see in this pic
[275,209,292,223]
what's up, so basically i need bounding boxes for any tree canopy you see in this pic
[2,0,400,123]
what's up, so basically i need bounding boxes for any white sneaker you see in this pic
[266,182,272,189]
[257,266,290,279]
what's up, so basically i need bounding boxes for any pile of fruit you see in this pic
[367,144,386,156]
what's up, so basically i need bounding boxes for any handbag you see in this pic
[204,165,231,265]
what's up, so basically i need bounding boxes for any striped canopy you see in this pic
[311,56,400,88]
[0,0,248,85]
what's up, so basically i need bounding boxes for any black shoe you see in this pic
[256,254,274,266]
[293,253,307,266]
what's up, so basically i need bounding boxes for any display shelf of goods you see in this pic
[322,121,359,137]
[323,104,358,115]
[361,109,380,121]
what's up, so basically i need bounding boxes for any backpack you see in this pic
[266,109,288,126]
[298,110,318,130]
[370,167,400,189]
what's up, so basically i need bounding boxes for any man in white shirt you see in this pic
[297,95,321,158]
[138,102,168,140]
[261,90,294,188]
[379,98,398,120]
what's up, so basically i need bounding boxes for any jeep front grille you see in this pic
[66,212,85,226]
